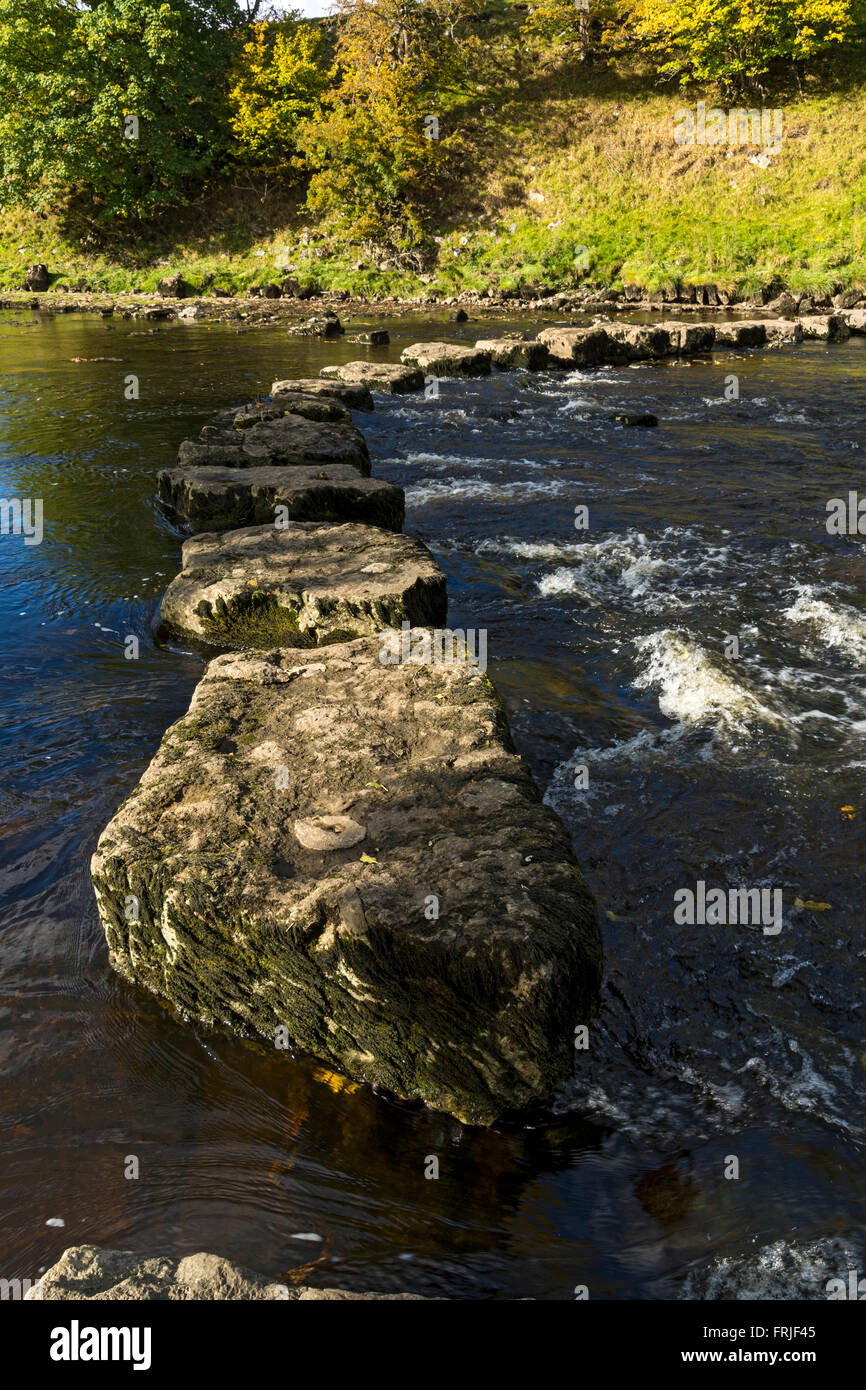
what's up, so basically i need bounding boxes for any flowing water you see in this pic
[1,306,865,1299]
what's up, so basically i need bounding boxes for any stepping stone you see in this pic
[213,397,353,428]
[158,522,446,650]
[798,313,850,342]
[656,321,716,354]
[844,309,866,334]
[157,464,405,535]
[713,321,769,348]
[399,342,491,377]
[176,414,370,474]
[598,323,676,361]
[536,325,614,367]
[716,317,802,346]
[319,361,424,394]
[270,378,374,411]
[288,311,344,338]
[92,638,601,1125]
[474,338,549,369]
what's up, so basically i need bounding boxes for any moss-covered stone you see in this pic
[158,521,446,651]
[91,638,601,1126]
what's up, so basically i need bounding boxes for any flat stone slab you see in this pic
[177,414,370,474]
[271,377,374,411]
[158,464,405,535]
[399,342,491,377]
[656,321,716,354]
[474,338,549,369]
[536,325,616,367]
[319,361,424,394]
[30,1245,423,1300]
[158,522,446,650]
[712,320,768,348]
[91,638,600,1125]
[798,313,850,341]
[845,308,866,333]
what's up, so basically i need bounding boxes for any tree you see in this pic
[625,0,866,94]
[298,0,480,252]
[227,17,332,175]
[0,0,239,226]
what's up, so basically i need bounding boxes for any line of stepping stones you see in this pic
[91,313,858,1126]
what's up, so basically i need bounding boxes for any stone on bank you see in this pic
[91,637,601,1126]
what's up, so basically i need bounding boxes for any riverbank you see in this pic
[2,65,865,307]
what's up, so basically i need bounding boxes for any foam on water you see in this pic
[783,585,866,665]
[632,629,790,739]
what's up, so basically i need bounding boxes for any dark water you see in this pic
[2,306,865,1299]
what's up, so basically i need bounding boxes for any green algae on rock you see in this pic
[157,521,447,651]
[91,638,601,1126]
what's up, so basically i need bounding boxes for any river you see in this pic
[1,305,864,1299]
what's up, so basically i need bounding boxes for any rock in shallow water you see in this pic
[177,413,371,475]
[29,1245,424,1300]
[157,521,446,650]
[319,361,424,394]
[270,377,374,411]
[399,342,492,377]
[157,464,405,535]
[91,638,600,1125]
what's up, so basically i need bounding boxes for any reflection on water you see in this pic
[1,306,865,1298]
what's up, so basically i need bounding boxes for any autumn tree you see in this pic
[228,16,332,176]
[625,0,866,94]
[298,0,481,255]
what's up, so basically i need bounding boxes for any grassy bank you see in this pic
[2,40,864,301]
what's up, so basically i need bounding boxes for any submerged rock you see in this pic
[271,377,374,411]
[474,338,550,370]
[176,414,370,475]
[91,639,601,1125]
[319,361,424,394]
[29,1245,423,1300]
[158,522,446,649]
[399,342,492,377]
[157,464,405,535]
[610,412,659,427]
[288,311,344,338]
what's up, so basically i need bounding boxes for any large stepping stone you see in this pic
[845,308,866,334]
[798,313,850,341]
[91,639,601,1125]
[656,321,716,354]
[158,464,405,535]
[399,342,491,377]
[319,361,424,394]
[474,338,549,369]
[536,325,615,367]
[158,522,446,650]
[176,414,370,474]
[713,320,768,347]
[271,377,374,411]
